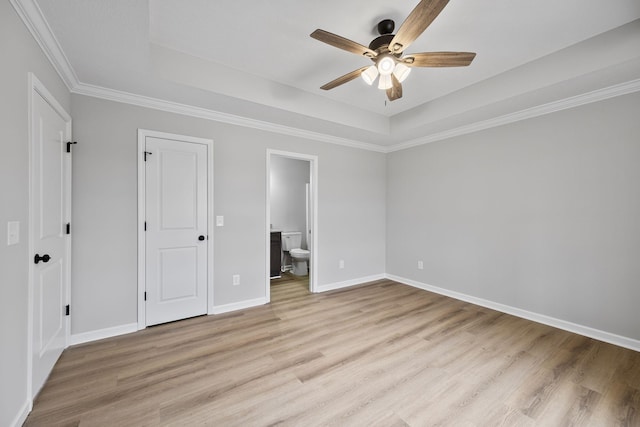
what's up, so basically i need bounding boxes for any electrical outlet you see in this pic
[232,274,240,286]
[418,260,424,270]
[216,216,224,226]
[339,260,344,269]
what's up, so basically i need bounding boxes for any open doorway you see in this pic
[266,150,318,301]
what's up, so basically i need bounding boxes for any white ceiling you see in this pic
[32,0,640,147]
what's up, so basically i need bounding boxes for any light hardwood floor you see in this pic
[26,277,640,426]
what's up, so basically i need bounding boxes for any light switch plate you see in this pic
[7,221,19,245]
[216,216,224,226]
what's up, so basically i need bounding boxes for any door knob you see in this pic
[198,235,206,241]
[34,253,51,264]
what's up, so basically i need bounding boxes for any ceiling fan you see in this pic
[311,0,476,101]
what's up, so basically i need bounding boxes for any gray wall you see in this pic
[70,94,386,334]
[270,156,310,249]
[3,3,639,424]
[387,92,640,341]
[0,2,71,425]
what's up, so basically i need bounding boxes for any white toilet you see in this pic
[281,231,310,276]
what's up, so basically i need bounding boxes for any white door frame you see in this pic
[137,129,214,329]
[27,72,72,400]
[266,150,318,300]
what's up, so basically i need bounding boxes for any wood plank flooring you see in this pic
[25,277,640,426]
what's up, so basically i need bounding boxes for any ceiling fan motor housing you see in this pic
[369,20,400,54]
[369,34,395,53]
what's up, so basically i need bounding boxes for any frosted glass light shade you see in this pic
[378,73,392,90]
[393,63,411,83]
[377,56,395,76]
[361,65,378,85]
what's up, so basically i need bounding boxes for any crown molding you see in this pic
[72,77,640,155]
[12,0,640,154]
[387,78,640,152]
[11,0,386,153]
[73,82,388,153]
[10,0,79,90]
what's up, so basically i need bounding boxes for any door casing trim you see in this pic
[266,150,319,300]
[137,129,214,329]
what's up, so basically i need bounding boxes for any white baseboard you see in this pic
[69,323,138,346]
[68,298,268,345]
[211,297,268,314]
[387,274,640,353]
[10,398,31,427]
[315,274,386,293]
[68,275,639,352]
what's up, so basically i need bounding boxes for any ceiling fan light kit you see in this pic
[311,0,476,101]
[378,74,393,90]
[361,65,379,85]
[393,62,412,83]
[377,55,396,75]
[364,57,411,87]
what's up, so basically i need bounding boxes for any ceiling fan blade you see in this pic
[403,51,476,67]
[320,66,370,90]
[389,0,450,54]
[311,29,377,58]
[386,74,403,101]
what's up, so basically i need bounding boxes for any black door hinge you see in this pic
[144,151,152,161]
[66,141,77,153]
[66,223,71,235]
[144,292,147,301]
[144,221,147,231]
[65,305,70,316]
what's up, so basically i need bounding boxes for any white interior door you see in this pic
[30,79,70,398]
[144,136,208,326]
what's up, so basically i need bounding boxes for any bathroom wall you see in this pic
[270,156,310,250]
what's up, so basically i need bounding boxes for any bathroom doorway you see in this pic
[266,150,318,301]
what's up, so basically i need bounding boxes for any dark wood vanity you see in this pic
[270,231,282,278]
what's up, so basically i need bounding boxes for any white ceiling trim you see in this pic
[388,78,640,152]
[73,82,387,153]
[10,0,78,90]
[74,76,639,155]
[11,0,385,152]
[12,0,640,155]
